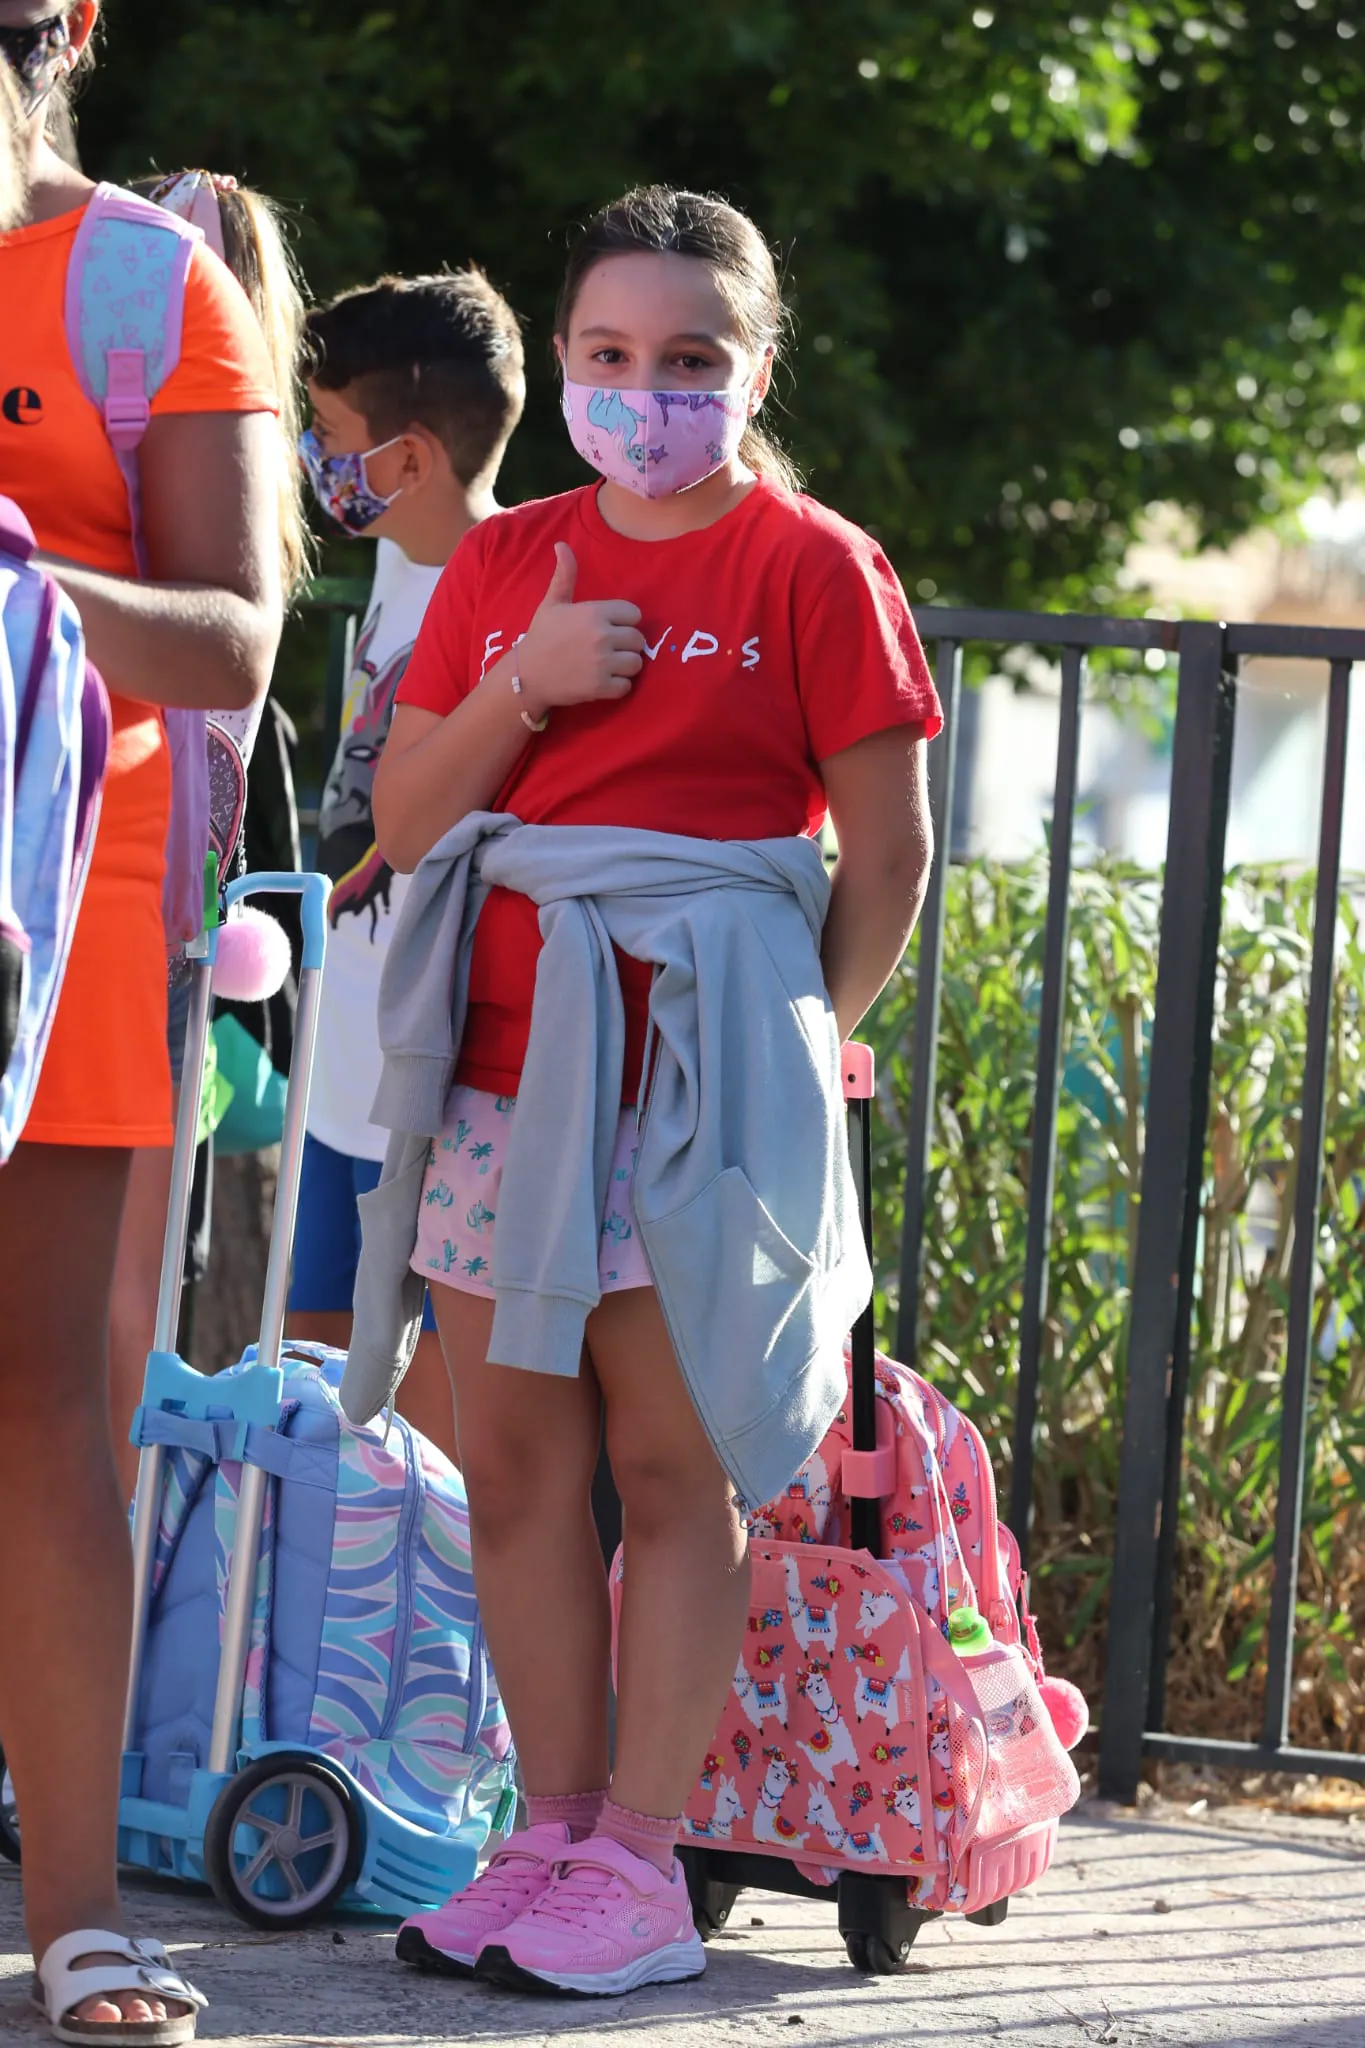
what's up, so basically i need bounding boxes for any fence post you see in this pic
[896,639,963,1363]
[1009,647,1085,1556]
[1098,622,1236,1802]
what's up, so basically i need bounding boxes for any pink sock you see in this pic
[524,1789,607,1841]
[595,1796,681,1875]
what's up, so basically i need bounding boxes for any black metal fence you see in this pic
[902,605,1365,1802]
[296,580,1365,1801]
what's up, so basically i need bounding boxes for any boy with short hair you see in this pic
[289,268,525,1460]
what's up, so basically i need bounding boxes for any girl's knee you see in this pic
[607,1425,736,1540]
[460,1415,596,1541]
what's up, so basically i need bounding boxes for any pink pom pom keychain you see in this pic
[1038,1675,1089,1751]
[212,905,292,1003]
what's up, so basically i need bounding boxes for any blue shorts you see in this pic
[290,1131,437,1329]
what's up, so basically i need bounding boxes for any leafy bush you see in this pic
[866,855,1365,1751]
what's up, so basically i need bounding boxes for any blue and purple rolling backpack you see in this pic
[128,1342,515,1914]
[0,495,109,1163]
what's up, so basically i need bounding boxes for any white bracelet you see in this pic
[511,641,548,733]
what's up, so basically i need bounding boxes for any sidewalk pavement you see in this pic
[2,1798,1362,2046]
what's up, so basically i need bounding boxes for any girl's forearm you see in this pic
[821,849,932,1045]
[36,554,279,712]
[374,654,539,873]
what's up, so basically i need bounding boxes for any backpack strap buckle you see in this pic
[103,348,151,451]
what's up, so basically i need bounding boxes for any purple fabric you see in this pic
[162,707,210,943]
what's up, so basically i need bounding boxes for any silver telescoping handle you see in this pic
[124,931,218,1749]
[208,869,330,1774]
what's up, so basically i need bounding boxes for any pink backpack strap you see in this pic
[65,184,210,942]
[64,182,202,562]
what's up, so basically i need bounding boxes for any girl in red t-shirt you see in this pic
[375,184,939,1998]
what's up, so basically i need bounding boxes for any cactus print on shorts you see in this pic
[412,1083,652,1295]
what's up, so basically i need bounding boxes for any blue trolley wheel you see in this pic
[204,1752,362,1929]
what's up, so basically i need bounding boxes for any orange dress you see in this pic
[0,197,278,1146]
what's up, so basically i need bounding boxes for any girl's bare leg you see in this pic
[108,1138,175,1500]
[431,1283,609,1795]
[588,1286,749,1819]
[0,1142,181,2028]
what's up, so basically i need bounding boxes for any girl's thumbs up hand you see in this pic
[516,543,644,719]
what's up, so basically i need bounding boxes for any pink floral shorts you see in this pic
[412,1084,652,1297]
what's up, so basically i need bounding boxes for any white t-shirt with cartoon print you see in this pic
[306,539,444,1161]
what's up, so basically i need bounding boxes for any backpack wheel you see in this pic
[0,1746,20,1864]
[679,1847,740,1941]
[966,1896,1009,1927]
[204,1753,362,1929]
[844,1931,914,1974]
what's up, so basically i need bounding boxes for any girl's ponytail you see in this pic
[136,174,313,602]
[556,185,802,494]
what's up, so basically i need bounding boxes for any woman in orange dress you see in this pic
[0,6,283,2040]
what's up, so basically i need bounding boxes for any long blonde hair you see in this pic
[135,173,312,600]
[0,59,25,230]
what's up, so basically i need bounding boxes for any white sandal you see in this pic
[32,1930,207,2047]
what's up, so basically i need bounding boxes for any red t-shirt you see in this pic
[397,480,942,1097]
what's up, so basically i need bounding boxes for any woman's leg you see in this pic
[588,1286,749,1821]
[430,1283,609,1797]
[0,1140,179,2028]
[108,1137,175,1500]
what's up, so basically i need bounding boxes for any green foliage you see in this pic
[866,855,1365,1747]
[79,1,1365,612]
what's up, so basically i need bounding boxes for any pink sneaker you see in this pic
[395,1823,571,1976]
[476,1835,705,1997]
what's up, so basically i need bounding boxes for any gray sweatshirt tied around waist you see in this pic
[341,815,871,1512]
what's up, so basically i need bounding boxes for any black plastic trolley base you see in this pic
[680,1844,1008,1975]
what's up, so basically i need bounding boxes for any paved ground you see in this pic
[2,1798,1362,2047]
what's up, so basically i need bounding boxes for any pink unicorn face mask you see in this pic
[561,379,751,499]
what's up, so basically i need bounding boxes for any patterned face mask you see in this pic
[298,427,404,537]
[0,13,72,116]
[560,379,751,499]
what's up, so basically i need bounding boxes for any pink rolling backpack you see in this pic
[614,1046,1086,1974]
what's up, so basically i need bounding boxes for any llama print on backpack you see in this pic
[795,1658,859,1781]
[732,1649,788,1731]
[752,1749,807,1850]
[784,1554,840,1652]
[682,1776,746,1842]
[805,1781,887,1863]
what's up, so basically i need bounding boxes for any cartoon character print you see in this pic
[845,1642,913,1728]
[753,1748,807,1849]
[805,1780,888,1862]
[733,1649,788,1731]
[883,1772,923,1828]
[316,603,416,938]
[785,1555,840,1653]
[580,387,647,473]
[684,1774,746,1840]
[795,1658,860,1780]
[858,1587,899,1637]
[785,1453,832,1541]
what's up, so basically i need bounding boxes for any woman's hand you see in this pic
[513,544,645,723]
[819,727,934,1044]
